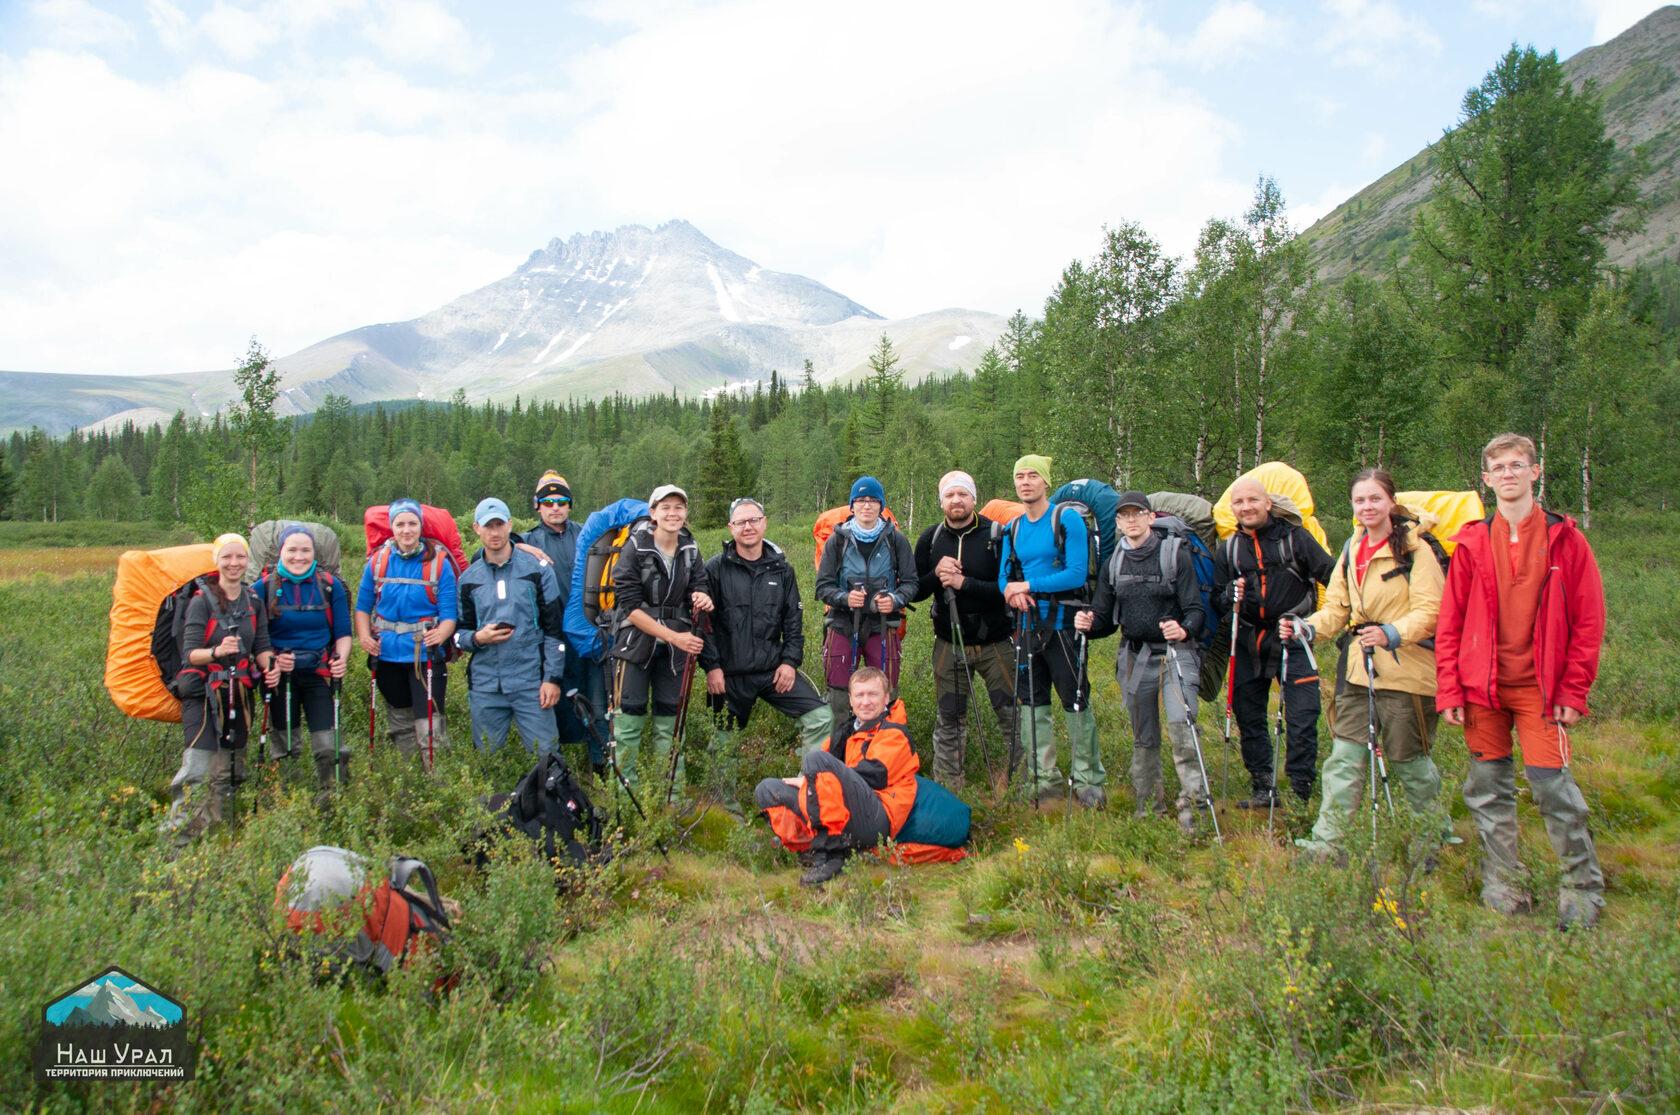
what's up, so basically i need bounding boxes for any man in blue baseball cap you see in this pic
[453,495,568,755]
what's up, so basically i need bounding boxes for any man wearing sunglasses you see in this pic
[514,471,602,771]
[701,498,834,770]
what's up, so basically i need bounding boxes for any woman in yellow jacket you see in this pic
[1280,468,1445,855]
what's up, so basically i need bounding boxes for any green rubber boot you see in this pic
[1065,705,1105,789]
[797,705,835,755]
[1299,737,1368,854]
[613,713,647,787]
[650,715,681,802]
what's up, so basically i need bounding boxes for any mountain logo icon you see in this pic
[33,965,195,1082]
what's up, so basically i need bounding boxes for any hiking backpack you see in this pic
[483,752,603,880]
[581,514,652,635]
[248,519,343,583]
[362,504,469,576]
[276,846,452,979]
[564,499,650,660]
[1008,485,1110,603]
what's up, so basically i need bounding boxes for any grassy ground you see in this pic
[0,512,1676,1113]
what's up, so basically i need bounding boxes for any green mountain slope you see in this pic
[1303,5,1680,281]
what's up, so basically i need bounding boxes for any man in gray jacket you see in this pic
[454,497,568,755]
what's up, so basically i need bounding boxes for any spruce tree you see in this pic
[697,402,754,527]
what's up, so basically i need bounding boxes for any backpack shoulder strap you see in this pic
[1159,535,1182,584]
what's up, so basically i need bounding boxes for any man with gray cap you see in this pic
[1076,491,1210,831]
[454,496,568,755]
[912,469,1019,790]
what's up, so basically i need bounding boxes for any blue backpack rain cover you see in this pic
[1050,479,1119,570]
[562,498,649,661]
[895,776,971,847]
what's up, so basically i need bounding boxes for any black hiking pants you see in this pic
[1232,641,1321,792]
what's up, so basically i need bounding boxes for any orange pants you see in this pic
[1464,684,1571,768]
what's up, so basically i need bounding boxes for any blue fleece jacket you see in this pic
[255,572,352,670]
[355,543,460,663]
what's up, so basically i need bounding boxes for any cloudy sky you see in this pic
[0,0,1661,375]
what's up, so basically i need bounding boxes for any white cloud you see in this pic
[1318,0,1443,68]
[1185,0,1278,67]
[1581,0,1662,41]
[0,0,1264,373]
[1361,131,1387,162]
[32,0,134,51]
[1289,179,1363,230]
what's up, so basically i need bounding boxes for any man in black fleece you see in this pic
[1076,491,1209,828]
[911,470,1020,790]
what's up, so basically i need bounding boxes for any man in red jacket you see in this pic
[1436,433,1607,929]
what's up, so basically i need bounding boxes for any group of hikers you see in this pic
[157,432,1609,926]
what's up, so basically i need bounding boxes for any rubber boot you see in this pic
[826,685,852,728]
[1527,766,1605,930]
[1166,719,1210,832]
[1299,738,1367,855]
[1025,705,1059,800]
[1388,753,1450,859]
[1462,757,1532,914]
[650,715,681,802]
[1129,743,1167,818]
[414,713,448,765]
[931,712,967,787]
[310,730,344,790]
[386,704,419,758]
[797,705,834,756]
[162,747,214,840]
[613,713,647,787]
[269,719,298,762]
[1065,705,1105,790]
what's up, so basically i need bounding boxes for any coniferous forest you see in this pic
[5,46,1679,532]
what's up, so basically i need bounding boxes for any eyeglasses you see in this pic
[1484,463,1533,477]
[538,497,570,507]
[1117,508,1151,520]
[852,497,882,507]
[730,516,766,528]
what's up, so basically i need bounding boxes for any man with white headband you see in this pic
[912,470,1019,790]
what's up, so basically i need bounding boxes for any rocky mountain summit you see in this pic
[4,220,1004,435]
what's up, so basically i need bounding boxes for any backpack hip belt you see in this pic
[372,615,433,635]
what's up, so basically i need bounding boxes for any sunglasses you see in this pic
[537,497,571,507]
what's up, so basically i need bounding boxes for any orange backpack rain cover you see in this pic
[106,543,216,722]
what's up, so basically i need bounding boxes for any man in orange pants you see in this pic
[1436,433,1607,929]
[754,668,920,887]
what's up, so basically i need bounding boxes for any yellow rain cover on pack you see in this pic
[1396,491,1486,553]
[106,543,215,723]
[1214,462,1331,608]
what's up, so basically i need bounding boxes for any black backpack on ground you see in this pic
[484,753,603,877]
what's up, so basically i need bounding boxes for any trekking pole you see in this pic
[330,666,342,788]
[848,580,865,680]
[944,587,997,793]
[1068,622,1087,826]
[367,655,378,759]
[1024,606,1040,811]
[1223,596,1238,803]
[1270,629,1285,842]
[1361,643,1396,827]
[423,624,437,773]
[1165,642,1221,844]
[665,614,706,807]
[571,689,668,860]
[258,677,272,759]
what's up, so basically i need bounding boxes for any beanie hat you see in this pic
[533,471,571,503]
[849,476,885,506]
[1013,454,1052,484]
[276,523,316,551]
[388,498,423,526]
[937,470,977,500]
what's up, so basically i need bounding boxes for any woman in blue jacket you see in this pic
[354,499,458,761]
[256,524,353,788]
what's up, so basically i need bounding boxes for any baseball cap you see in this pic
[474,497,512,525]
[1115,490,1152,512]
[648,484,688,507]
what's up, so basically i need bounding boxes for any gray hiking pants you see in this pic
[930,636,1019,787]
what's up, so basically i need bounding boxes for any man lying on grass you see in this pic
[754,668,920,887]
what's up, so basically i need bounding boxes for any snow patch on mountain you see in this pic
[707,262,741,322]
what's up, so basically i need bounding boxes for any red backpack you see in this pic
[276,847,452,979]
[363,504,467,574]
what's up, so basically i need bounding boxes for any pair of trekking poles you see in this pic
[256,649,346,786]
[364,623,440,770]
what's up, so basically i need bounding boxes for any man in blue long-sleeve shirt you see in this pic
[455,497,568,755]
[998,454,1105,807]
